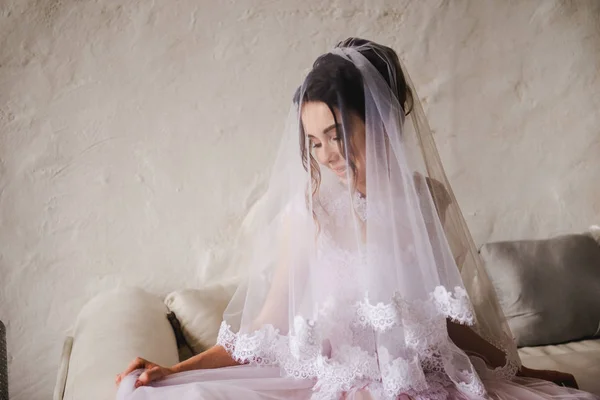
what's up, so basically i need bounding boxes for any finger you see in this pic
[136,366,164,387]
[122,357,147,377]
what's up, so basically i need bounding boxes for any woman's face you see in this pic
[301,101,366,192]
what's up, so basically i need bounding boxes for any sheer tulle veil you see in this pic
[215,38,520,400]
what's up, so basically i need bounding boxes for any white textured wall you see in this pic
[0,1,598,398]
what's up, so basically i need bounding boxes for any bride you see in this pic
[116,38,597,400]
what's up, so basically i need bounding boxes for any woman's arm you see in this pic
[171,344,242,373]
[447,320,579,388]
[117,345,241,388]
[446,319,508,368]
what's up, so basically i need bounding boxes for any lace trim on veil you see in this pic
[217,286,515,400]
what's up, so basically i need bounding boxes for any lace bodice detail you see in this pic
[217,187,517,399]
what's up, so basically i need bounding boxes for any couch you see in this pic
[54,230,600,399]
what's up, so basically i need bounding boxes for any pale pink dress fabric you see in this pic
[117,362,600,400]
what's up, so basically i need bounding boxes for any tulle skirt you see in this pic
[116,364,600,400]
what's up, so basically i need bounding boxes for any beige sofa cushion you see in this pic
[63,287,179,400]
[164,283,237,354]
[519,339,600,395]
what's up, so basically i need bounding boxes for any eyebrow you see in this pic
[323,123,338,134]
[307,124,339,140]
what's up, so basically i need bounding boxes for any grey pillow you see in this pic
[480,233,600,347]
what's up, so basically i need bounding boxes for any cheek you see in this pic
[313,149,328,165]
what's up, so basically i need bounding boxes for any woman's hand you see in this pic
[115,345,239,389]
[518,366,579,389]
[116,357,174,388]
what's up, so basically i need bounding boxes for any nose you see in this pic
[321,141,340,165]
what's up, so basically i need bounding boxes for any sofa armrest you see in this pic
[62,287,179,400]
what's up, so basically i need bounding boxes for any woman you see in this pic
[116,38,596,400]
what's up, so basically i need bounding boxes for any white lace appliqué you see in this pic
[354,286,475,333]
[353,192,367,222]
[217,286,503,400]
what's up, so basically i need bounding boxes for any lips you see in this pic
[331,166,347,177]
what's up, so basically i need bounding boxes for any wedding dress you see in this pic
[117,39,599,400]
